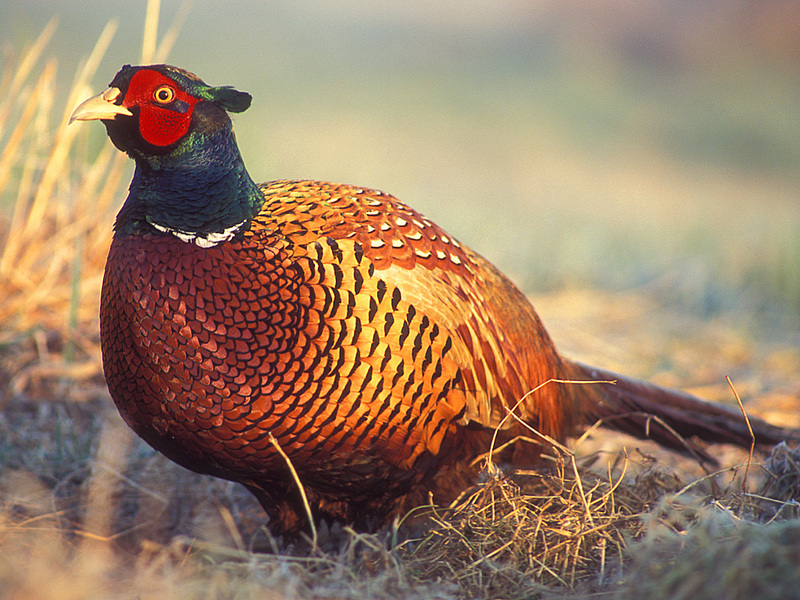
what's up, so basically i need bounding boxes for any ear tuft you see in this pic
[210,86,252,113]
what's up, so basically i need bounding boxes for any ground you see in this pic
[1,289,799,600]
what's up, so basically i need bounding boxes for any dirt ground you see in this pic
[1,288,799,599]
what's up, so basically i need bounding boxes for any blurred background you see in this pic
[2,0,799,337]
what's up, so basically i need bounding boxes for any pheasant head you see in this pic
[70,65,262,246]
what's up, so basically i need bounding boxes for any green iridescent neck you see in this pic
[114,119,263,246]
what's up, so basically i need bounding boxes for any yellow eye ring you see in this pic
[153,85,175,104]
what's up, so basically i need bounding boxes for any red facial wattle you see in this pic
[123,69,199,147]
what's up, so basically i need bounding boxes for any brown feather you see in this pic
[101,179,797,535]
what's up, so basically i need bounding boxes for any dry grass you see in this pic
[406,460,644,597]
[2,5,800,600]
[0,326,798,600]
[0,1,185,351]
[2,392,800,600]
[619,488,800,600]
[0,18,124,340]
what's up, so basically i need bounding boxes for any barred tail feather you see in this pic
[565,360,797,463]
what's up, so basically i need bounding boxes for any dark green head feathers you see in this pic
[70,64,262,245]
[110,64,252,115]
[99,64,252,154]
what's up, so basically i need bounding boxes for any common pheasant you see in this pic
[70,64,794,535]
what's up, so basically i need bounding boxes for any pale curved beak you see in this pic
[69,87,132,124]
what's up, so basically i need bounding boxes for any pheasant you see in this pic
[71,64,794,535]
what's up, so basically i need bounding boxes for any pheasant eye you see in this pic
[153,85,175,104]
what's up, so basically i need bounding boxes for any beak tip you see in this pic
[68,87,132,124]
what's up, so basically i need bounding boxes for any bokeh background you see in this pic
[4,0,799,338]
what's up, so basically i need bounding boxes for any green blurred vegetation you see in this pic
[2,1,799,333]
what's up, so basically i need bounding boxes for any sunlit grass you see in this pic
[0,18,125,346]
[0,2,188,344]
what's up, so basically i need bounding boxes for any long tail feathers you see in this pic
[565,359,798,464]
